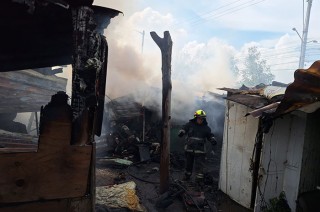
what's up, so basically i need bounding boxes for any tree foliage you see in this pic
[237,46,274,87]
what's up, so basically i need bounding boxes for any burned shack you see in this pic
[219,61,320,211]
[99,94,162,161]
[0,0,120,211]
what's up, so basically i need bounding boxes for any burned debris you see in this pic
[98,95,161,162]
[94,93,227,211]
[0,0,120,211]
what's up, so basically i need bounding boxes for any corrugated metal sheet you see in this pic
[272,61,320,117]
[221,60,320,118]
[225,94,269,109]
[107,95,143,119]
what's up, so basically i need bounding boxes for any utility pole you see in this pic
[150,31,173,194]
[137,30,145,54]
[299,0,313,69]
[141,30,145,54]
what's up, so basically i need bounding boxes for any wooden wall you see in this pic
[219,101,259,208]
[299,109,320,194]
[0,92,93,211]
[256,112,306,211]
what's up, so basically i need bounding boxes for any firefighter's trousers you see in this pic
[185,151,206,180]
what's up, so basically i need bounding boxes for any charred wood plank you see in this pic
[0,196,92,212]
[0,92,92,203]
[71,6,109,143]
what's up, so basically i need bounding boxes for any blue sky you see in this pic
[93,0,320,98]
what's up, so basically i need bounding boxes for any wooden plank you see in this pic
[0,142,37,148]
[69,197,92,212]
[220,102,259,209]
[0,199,68,212]
[229,104,247,204]
[0,120,92,203]
[0,196,92,212]
[90,142,96,212]
[219,100,230,192]
[0,148,37,153]
[300,110,320,193]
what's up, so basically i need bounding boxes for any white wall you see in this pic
[255,112,306,211]
[219,101,259,208]
[299,109,320,194]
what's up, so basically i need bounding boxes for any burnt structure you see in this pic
[0,0,120,211]
[102,95,161,161]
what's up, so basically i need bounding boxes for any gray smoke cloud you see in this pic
[95,2,236,135]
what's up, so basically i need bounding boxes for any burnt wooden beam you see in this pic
[71,6,97,145]
[150,31,173,194]
[71,6,110,143]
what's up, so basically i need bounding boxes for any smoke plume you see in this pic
[95,2,236,134]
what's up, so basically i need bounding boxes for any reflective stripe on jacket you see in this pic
[181,118,212,153]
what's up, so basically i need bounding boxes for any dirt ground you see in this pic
[95,139,251,212]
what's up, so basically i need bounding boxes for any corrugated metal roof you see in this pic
[272,61,320,117]
[225,94,269,109]
[221,60,320,118]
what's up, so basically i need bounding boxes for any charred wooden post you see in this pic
[71,7,108,144]
[71,6,93,145]
[71,6,111,211]
[250,118,264,209]
[150,31,173,194]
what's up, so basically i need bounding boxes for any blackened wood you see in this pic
[150,31,173,194]
[71,6,109,143]
[71,6,94,120]
[71,6,96,145]
[250,118,263,209]
[94,37,108,136]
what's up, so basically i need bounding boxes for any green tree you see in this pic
[230,55,240,77]
[238,46,274,87]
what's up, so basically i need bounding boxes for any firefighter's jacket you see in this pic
[181,118,214,154]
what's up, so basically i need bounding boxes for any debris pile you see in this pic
[98,95,161,162]
[95,93,226,211]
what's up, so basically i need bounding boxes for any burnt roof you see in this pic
[0,0,120,72]
[226,94,269,109]
[220,60,320,118]
[272,61,320,117]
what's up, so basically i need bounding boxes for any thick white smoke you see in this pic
[97,4,236,127]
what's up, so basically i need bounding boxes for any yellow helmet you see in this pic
[194,109,206,118]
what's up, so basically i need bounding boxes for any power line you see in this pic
[191,0,267,27]
[167,0,244,28]
[267,61,299,66]
[167,0,267,30]
[193,0,257,22]
[271,69,298,71]
[235,44,320,60]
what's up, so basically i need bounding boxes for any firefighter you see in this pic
[178,109,217,183]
